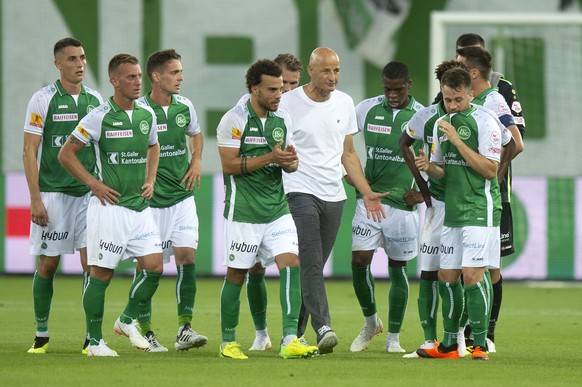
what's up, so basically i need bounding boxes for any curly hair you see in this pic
[245,59,282,93]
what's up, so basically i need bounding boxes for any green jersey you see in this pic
[138,93,201,208]
[431,106,502,227]
[406,102,447,202]
[355,95,424,210]
[216,99,292,223]
[23,80,103,196]
[72,97,158,211]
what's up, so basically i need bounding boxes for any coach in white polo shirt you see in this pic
[279,47,387,355]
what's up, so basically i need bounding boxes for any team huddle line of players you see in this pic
[24,33,524,360]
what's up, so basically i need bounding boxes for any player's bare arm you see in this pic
[218,141,298,176]
[415,148,444,179]
[23,132,49,226]
[507,124,524,157]
[498,137,516,184]
[181,133,203,190]
[399,131,432,207]
[58,135,120,205]
[341,135,388,222]
[437,119,498,180]
[142,142,160,200]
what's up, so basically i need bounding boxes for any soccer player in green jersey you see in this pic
[216,59,318,360]
[23,37,103,354]
[133,49,207,352]
[456,45,524,352]
[349,61,424,353]
[58,54,164,357]
[415,67,502,361]
[246,53,303,352]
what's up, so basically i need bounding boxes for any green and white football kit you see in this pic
[217,100,297,269]
[72,98,162,268]
[430,106,502,269]
[352,95,424,259]
[24,80,103,255]
[138,94,201,263]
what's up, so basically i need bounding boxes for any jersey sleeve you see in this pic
[183,97,201,137]
[72,104,107,144]
[279,109,295,148]
[148,110,158,146]
[487,92,516,128]
[23,90,49,136]
[430,122,444,164]
[354,99,368,133]
[477,113,502,163]
[406,108,427,141]
[217,108,244,149]
[498,79,525,137]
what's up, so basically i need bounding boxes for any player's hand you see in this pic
[272,141,298,169]
[141,180,155,200]
[90,180,120,205]
[363,191,389,222]
[414,149,430,172]
[403,189,424,206]
[437,119,461,146]
[30,198,49,227]
[181,158,202,190]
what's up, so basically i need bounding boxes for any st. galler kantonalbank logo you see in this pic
[107,152,120,164]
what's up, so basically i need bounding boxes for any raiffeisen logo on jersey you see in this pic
[105,130,133,139]
[367,124,391,134]
[244,137,267,144]
[157,124,168,132]
[53,113,78,122]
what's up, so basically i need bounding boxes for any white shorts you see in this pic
[439,225,500,270]
[418,199,445,271]
[351,199,419,261]
[222,214,298,269]
[151,197,199,263]
[29,192,90,256]
[86,197,162,269]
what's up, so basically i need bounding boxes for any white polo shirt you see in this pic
[279,86,358,202]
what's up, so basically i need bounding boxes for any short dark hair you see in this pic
[245,59,282,93]
[108,54,139,76]
[382,61,410,81]
[456,33,485,48]
[274,53,303,73]
[434,60,468,82]
[456,46,492,80]
[441,67,471,91]
[146,49,181,81]
[53,37,82,58]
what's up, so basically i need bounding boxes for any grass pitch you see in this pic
[1,275,581,386]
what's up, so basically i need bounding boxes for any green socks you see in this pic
[177,264,196,327]
[418,279,439,341]
[465,280,489,348]
[247,271,268,331]
[352,265,377,317]
[120,270,162,324]
[439,281,463,347]
[388,266,409,334]
[83,277,109,345]
[220,279,242,342]
[32,271,54,333]
[280,266,301,337]
[82,271,90,295]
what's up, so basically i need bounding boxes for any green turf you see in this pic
[1,275,581,386]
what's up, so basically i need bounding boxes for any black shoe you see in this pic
[316,326,338,354]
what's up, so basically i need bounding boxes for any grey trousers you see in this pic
[287,192,345,337]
